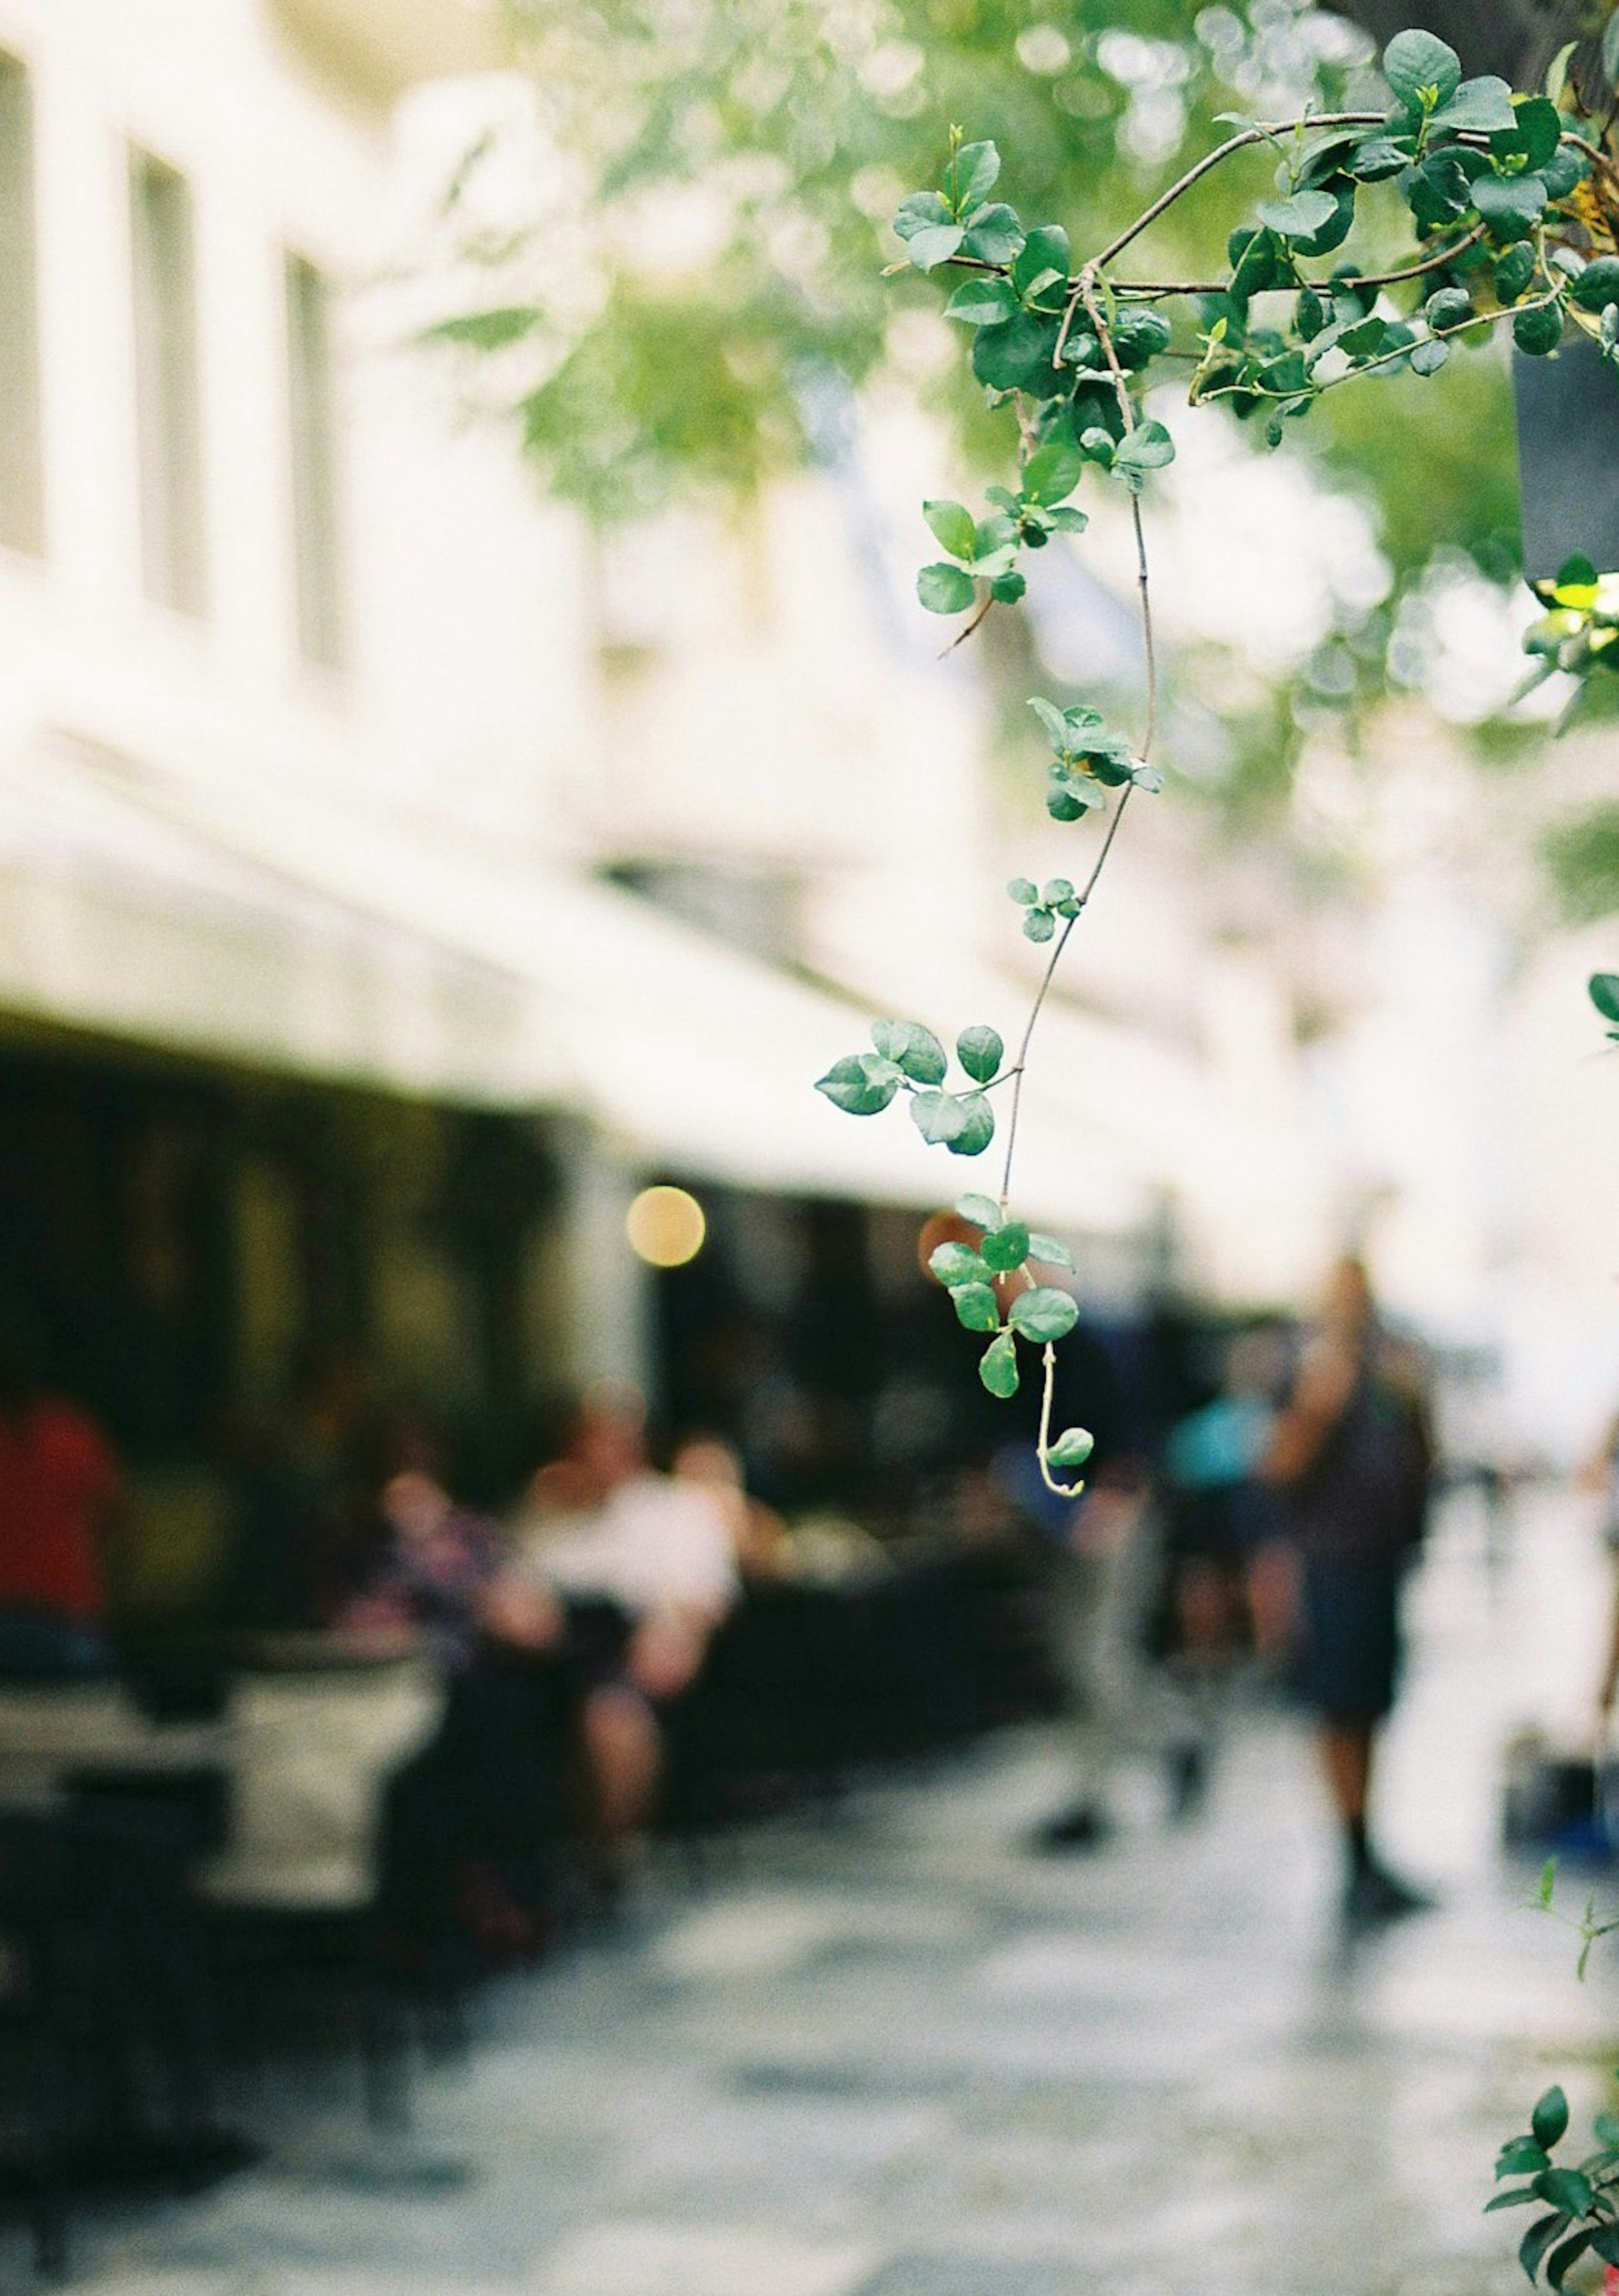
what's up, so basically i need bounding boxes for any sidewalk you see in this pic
[61,1487,1619,2296]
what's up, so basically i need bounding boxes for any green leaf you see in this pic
[1350,135,1413,181]
[1485,2186,1544,2212]
[1604,6,1619,92]
[1425,286,1474,330]
[1028,697,1070,751]
[954,140,1000,206]
[1474,173,1548,241]
[1546,2229,1593,2289]
[1431,75,1517,133]
[1009,1286,1080,1343]
[948,1093,995,1155]
[980,1220,1030,1272]
[1521,2213,1573,2283]
[1590,974,1619,1024]
[1403,151,1471,229]
[944,277,1019,328]
[1007,876,1039,904]
[895,191,952,237]
[1382,28,1461,112]
[1495,96,1563,169]
[426,306,540,350]
[1534,2089,1572,2152]
[971,511,1019,559]
[1337,315,1391,360]
[1112,307,1173,366]
[1046,1426,1094,1468]
[1113,420,1175,473]
[1079,427,1115,468]
[956,1192,1002,1231]
[815,1054,901,1116]
[989,570,1026,603]
[1022,906,1056,943]
[1541,145,1588,202]
[971,312,1063,396]
[905,224,965,271]
[1594,2110,1619,2149]
[917,562,977,615]
[1409,338,1449,375]
[951,1282,1001,1332]
[1539,1855,1559,1907]
[1591,2221,1619,2266]
[1498,2140,1554,2177]
[979,1331,1019,1398]
[1011,224,1070,301]
[1514,301,1564,357]
[1533,2169,1590,2218]
[957,1024,1004,1083]
[1256,188,1339,239]
[922,499,977,559]
[928,1240,988,1287]
[1045,505,1088,533]
[873,1019,948,1085]
[1572,257,1619,313]
[893,191,966,269]
[1021,440,1084,507]
[960,204,1024,265]
[1026,1231,1075,1270]
[909,1089,967,1146]
[1496,242,1538,302]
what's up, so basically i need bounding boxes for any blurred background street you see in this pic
[2,0,1619,2288]
[45,1481,1619,2296]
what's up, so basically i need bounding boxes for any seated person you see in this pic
[0,1329,120,1678]
[507,1391,738,1871]
[340,1436,566,1960]
[672,1433,793,1584]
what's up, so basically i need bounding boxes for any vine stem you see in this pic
[1090,111,1387,269]
[998,266,1156,1495]
[1111,222,1487,302]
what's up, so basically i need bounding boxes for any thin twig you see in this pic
[1090,112,1387,269]
[1109,223,1487,302]
[939,594,995,656]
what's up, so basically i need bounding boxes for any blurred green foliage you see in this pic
[1542,803,1619,922]
[424,0,1613,883]
[466,0,1363,515]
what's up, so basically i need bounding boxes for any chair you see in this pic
[200,1646,445,2128]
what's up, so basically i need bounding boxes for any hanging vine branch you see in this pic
[817,22,1619,1504]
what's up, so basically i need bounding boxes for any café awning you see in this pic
[2,731,1157,1238]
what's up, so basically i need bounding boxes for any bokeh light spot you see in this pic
[626,1185,706,1268]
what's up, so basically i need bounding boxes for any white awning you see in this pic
[7,732,1155,1238]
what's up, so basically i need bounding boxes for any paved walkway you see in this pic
[57,1489,1619,2296]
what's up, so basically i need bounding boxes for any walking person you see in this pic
[1265,1256,1435,1927]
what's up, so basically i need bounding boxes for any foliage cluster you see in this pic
[817,18,1619,1487]
[1490,2080,1619,2289]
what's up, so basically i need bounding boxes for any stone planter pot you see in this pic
[1514,336,1619,586]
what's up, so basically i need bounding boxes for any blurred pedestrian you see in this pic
[1163,1322,1292,1679]
[0,1323,120,1678]
[1025,1456,1209,1851]
[1264,1256,1434,1926]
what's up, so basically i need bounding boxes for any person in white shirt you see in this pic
[506,1390,738,1870]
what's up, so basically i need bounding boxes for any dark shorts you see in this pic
[1299,1557,1405,1722]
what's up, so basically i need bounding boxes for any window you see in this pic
[129,147,206,615]
[0,50,43,557]
[284,252,343,669]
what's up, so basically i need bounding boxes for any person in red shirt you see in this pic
[0,1331,120,1677]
